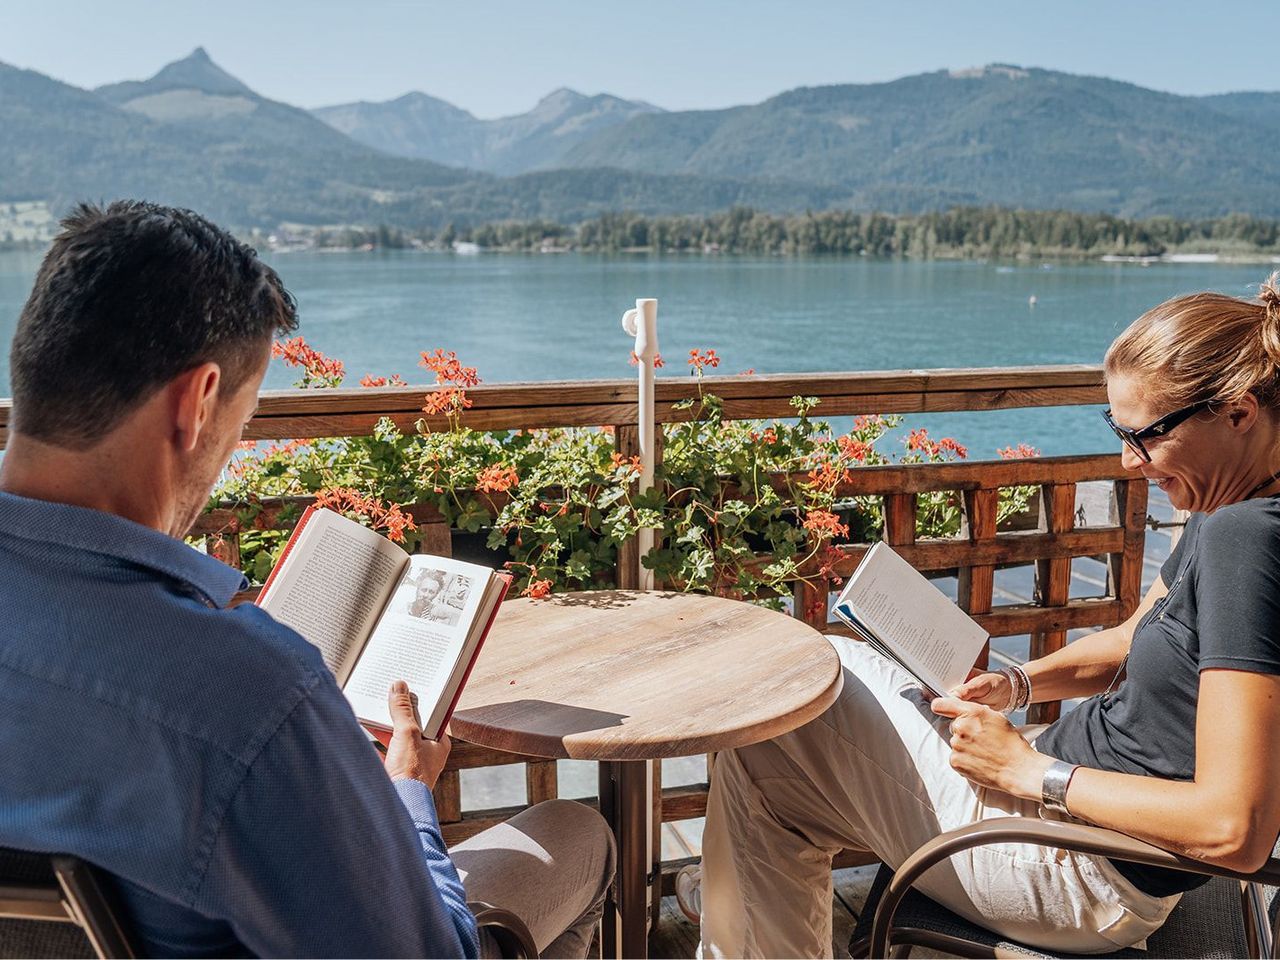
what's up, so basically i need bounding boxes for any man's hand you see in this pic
[947,668,1014,709]
[383,680,451,788]
[930,696,1051,800]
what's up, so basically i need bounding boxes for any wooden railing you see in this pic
[0,365,1146,903]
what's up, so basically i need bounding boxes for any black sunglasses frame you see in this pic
[1101,398,1216,463]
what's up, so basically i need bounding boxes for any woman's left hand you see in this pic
[930,696,1053,800]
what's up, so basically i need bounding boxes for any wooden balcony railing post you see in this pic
[1110,477,1149,620]
[1029,482,1077,724]
[958,489,999,669]
[883,493,918,549]
[525,761,559,806]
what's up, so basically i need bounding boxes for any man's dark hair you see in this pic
[9,200,298,447]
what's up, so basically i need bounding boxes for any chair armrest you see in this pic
[468,900,538,958]
[870,816,1280,957]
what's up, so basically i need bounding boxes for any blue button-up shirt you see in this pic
[0,491,478,958]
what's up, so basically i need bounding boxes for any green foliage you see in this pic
[205,341,1044,602]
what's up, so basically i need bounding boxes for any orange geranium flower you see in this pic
[359,373,408,387]
[475,465,519,493]
[806,460,851,492]
[688,348,720,371]
[422,387,473,416]
[419,349,480,387]
[313,487,417,544]
[523,578,553,599]
[837,435,869,462]
[629,351,665,368]
[610,452,643,471]
[272,336,345,386]
[802,509,849,540]
[998,443,1041,459]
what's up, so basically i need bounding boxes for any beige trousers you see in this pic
[699,639,1179,958]
[452,798,616,959]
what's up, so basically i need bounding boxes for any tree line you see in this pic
[430,207,1280,258]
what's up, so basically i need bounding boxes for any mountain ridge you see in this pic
[4,51,1280,228]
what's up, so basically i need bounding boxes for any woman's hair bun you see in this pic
[1261,271,1280,315]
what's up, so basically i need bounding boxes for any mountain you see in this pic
[313,87,662,174]
[0,51,478,228]
[0,51,835,228]
[558,65,1280,218]
[96,48,383,156]
[5,53,1280,229]
[1198,91,1280,131]
[96,46,254,101]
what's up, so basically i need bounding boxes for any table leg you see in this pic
[598,759,654,959]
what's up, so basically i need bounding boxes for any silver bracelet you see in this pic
[1011,664,1032,710]
[1041,759,1079,815]
[997,666,1031,714]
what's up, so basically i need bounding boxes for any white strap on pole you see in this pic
[621,298,658,590]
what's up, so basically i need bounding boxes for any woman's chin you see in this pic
[1154,477,1189,509]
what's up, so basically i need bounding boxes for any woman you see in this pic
[683,275,1280,957]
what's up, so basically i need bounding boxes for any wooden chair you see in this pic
[0,846,538,959]
[847,818,1280,959]
[0,846,130,959]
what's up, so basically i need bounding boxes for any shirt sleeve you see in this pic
[191,675,479,958]
[1195,506,1280,674]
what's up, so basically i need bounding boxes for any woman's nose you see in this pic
[1119,443,1145,472]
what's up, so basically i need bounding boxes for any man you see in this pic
[0,201,613,957]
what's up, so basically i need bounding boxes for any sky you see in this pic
[1,0,1276,117]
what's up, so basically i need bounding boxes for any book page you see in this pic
[833,541,988,694]
[341,554,493,731]
[258,509,408,678]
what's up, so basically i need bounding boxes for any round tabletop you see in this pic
[450,590,844,761]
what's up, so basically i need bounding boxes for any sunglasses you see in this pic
[1101,398,1215,463]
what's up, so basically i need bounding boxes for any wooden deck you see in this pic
[648,865,880,958]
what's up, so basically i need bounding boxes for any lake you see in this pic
[1,249,1274,455]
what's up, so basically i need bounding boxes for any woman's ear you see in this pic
[1226,392,1260,432]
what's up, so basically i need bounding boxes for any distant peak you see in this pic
[144,46,255,97]
[949,64,1030,80]
[538,87,586,104]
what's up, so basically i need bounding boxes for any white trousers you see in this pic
[699,639,1179,958]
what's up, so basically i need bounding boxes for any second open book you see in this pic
[257,506,510,739]
[832,541,989,697]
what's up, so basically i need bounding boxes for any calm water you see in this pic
[2,250,1274,455]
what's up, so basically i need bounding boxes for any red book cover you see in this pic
[430,571,512,740]
[255,504,318,604]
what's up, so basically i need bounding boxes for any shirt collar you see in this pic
[0,491,248,607]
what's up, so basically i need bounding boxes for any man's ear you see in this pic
[170,363,223,452]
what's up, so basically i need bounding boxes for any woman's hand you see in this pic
[930,697,1052,800]
[948,668,1013,709]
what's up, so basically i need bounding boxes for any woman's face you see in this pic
[1107,373,1258,513]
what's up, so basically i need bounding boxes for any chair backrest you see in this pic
[0,847,135,959]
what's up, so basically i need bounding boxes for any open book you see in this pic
[832,541,988,697]
[257,506,510,739]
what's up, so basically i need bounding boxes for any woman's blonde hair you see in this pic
[1105,272,1280,410]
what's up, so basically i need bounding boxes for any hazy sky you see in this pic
[2,0,1275,117]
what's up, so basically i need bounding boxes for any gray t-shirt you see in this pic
[1035,496,1280,895]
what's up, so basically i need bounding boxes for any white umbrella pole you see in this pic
[621,298,658,591]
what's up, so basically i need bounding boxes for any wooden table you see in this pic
[451,590,844,959]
